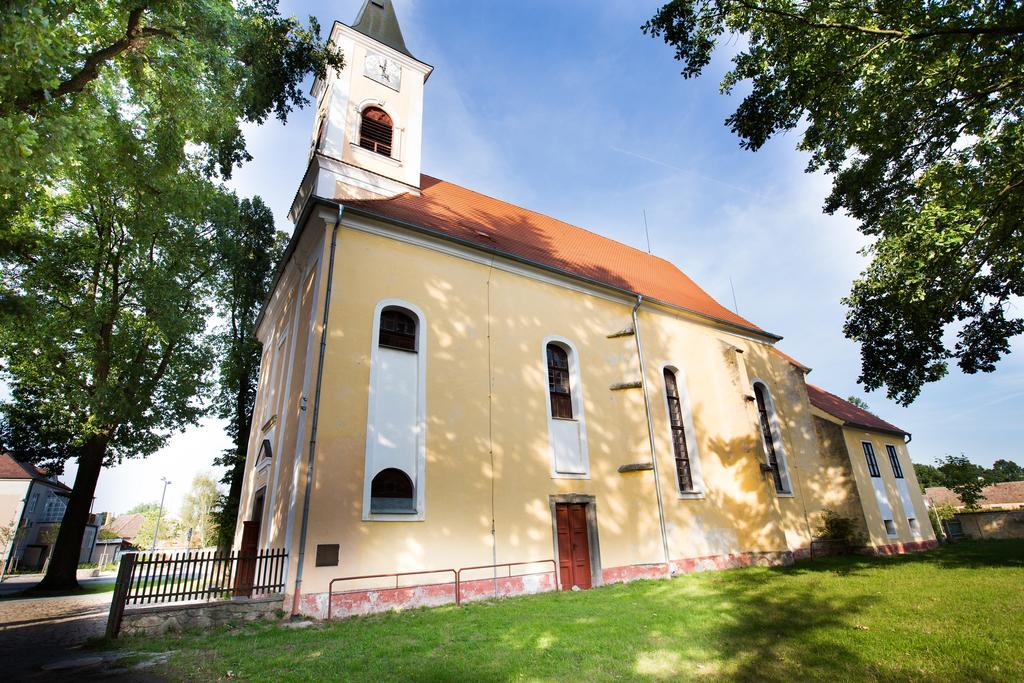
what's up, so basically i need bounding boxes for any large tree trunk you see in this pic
[35,435,106,591]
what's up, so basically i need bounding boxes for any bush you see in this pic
[815,509,865,546]
[929,503,957,538]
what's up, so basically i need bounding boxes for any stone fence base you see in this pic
[119,594,284,637]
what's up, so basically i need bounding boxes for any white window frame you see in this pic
[659,362,705,498]
[362,298,427,521]
[541,336,590,479]
[751,379,793,496]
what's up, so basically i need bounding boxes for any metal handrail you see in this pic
[327,568,457,619]
[456,559,559,604]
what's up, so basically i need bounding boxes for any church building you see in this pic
[235,0,936,619]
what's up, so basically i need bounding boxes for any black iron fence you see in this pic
[106,548,287,638]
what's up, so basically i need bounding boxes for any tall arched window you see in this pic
[664,369,694,492]
[546,344,573,419]
[360,107,393,156]
[753,382,791,494]
[363,300,426,520]
[543,337,589,477]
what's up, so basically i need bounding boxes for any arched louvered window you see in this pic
[754,382,790,493]
[379,308,416,351]
[547,343,573,419]
[370,468,414,513]
[360,106,393,156]
[664,369,694,492]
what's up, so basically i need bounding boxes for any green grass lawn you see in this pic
[111,540,1024,681]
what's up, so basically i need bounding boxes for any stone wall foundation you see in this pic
[118,595,284,638]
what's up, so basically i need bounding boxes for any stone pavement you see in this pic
[0,580,119,680]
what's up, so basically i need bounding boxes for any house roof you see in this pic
[351,0,414,58]
[102,513,146,542]
[0,453,71,491]
[805,384,908,436]
[926,481,1024,508]
[344,175,771,337]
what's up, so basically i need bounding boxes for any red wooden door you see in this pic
[556,503,592,589]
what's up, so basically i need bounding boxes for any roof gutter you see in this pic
[290,207,342,616]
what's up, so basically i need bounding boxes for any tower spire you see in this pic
[352,0,414,58]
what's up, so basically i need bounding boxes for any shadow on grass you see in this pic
[785,539,1024,577]
[107,540,1024,681]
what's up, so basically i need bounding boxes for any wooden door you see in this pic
[556,503,592,590]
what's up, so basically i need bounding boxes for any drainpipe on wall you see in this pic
[291,208,342,616]
[632,295,672,575]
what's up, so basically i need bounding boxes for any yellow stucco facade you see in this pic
[234,210,934,616]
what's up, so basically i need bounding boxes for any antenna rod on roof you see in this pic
[642,209,651,254]
[730,276,740,315]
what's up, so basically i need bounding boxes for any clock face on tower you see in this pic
[364,52,402,91]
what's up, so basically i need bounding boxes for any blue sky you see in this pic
[73,0,1022,514]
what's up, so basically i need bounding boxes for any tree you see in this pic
[645,1,1024,404]
[0,1,341,592]
[846,396,871,412]
[0,1,342,234]
[937,454,987,510]
[128,502,180,550]
[210,198,286,551]
[913,463,945,491]
[1,113,221,589]
[181,472,222,549]
[986,459,1024,483]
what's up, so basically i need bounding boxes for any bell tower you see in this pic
[294,0,432,217]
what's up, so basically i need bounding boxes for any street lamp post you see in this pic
[152,477,171,551]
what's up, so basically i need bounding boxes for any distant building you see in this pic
[926,481,1024,511]
[0,453,78,572]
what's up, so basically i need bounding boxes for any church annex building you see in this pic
[234,0,936,619]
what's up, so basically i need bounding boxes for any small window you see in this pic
[28,492,39,513]
[863,442,881,477]
[370,468,415,513]
[360,107,393,156]
[379,309,417,351]
[908,518,920,536]
[885,444,904,478]
[313,117,327,155]
[884,519,897,536]
[664,369,694,492]
[546,344,573,419]
[754,383,787,493]
[254,439,272,469]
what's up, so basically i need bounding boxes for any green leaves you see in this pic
[647,0,1024,403]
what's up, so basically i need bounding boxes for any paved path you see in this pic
[0,580,114,680]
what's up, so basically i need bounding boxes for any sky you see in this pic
[60,0,1023,516]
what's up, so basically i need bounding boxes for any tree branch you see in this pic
[14,7,181,112]
[732,1,1024,41]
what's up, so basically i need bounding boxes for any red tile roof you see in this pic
[806,384,907,436]
[925,481,1024,509]
[0,452,71,491]
[344,175,770,336]
[102,513,146,542]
